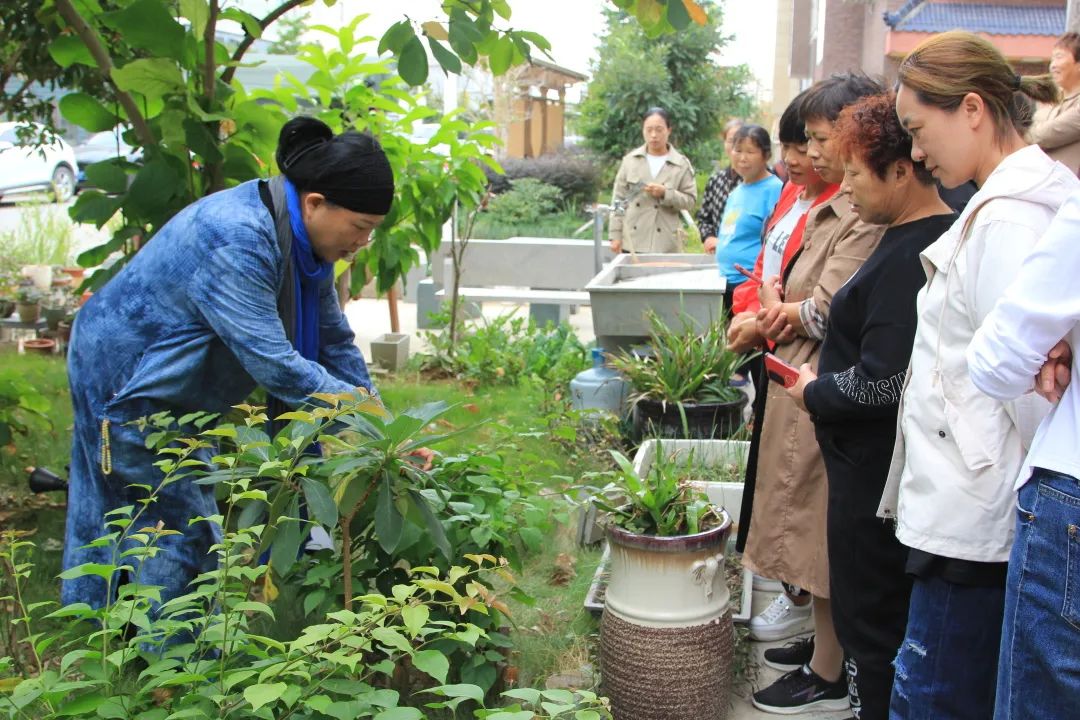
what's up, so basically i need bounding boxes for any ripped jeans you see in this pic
[889,575,1004,719]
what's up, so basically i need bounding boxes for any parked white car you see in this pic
[0,122,79,203]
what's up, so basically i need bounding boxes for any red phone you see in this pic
[734,263,764,285]
[764,352,800,388]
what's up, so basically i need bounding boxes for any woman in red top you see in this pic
[727,90,839,354]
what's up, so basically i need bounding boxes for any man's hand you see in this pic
[727,311,762,353]
[1036,339,1072,403]
[786,363,817,412]
[610,238,622,253]
[703,235,719,254]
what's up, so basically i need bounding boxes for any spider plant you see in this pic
[582,448,725,537]
[609,310,758,408]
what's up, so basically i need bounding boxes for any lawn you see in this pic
[0,350,609,689]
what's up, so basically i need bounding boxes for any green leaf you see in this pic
[48,36,94,68]
[427,37,461,75]
[488,36,514,76]
[59,93,118,133]
[54,693,106,716]
[426,683,486,705]
[84,161,129,195]
[401,603,430,637]
[180,0,210,37]
[667,0,692,29]
[244,682,287,711]
[269,495,303,575]
[126,157,183,219]
[220,7,263,38]
[411,648,449,684]
[301,477,338,527]
[519,526,543,552]
[379,21,415,55]
[409,489,452,561]
[373,709,423,720]
[113,0,186,60]
[397,35,429,86]
[70,193,124,234]
[58,563,118,581]
[112,59,185,100]
[374,475,403,554]
[182,118,223,164]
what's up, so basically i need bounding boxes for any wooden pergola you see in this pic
[493,58,588,158]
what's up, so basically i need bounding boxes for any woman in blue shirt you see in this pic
[62,117,397,611]
[705,124,783,310]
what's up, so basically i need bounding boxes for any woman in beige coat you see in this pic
[739,74,885,715]
[608,107,697,253]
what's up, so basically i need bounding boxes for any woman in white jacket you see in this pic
[882,31,1080,719]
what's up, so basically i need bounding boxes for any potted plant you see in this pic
[42,298,67,332]
[15,286,42,324]
[584,450,737,720]
[610,311,756,440]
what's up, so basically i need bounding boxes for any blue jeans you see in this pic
[994,468,1080,720]
[889,575,1004,719]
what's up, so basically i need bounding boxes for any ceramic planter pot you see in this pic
[0,299,14,319]
[61,267,85,283]
[600,508,735,720]
[631,395,748,441]
[16,302,40,324]
[57,321,72,344]
[23,338,55,356]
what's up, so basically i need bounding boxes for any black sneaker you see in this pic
[752,664,850,715]
[762,634,815,671]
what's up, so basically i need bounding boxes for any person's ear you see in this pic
[961,91,985,130]
[892,159,909,185]
[301,191,326,218]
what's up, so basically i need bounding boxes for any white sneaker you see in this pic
[749,593,813,642]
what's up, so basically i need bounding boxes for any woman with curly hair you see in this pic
[785,90,956,719]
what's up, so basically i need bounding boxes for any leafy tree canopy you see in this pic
[578,0,756,172]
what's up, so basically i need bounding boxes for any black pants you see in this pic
[819,427,913,720]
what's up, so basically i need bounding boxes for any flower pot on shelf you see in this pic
[0,299,14,319]
[601,511,735,720]
[370,333,410,371]
[61,267,85,283]
[42,306,66,332]
[23,338,55,356]
[631,395,748,441]
[16,302,40,324]
[22,265,52,291]
[57,321,72,344]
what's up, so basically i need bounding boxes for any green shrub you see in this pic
[484,179,565,225]
[415,311,590,390]
[485,152,604,207]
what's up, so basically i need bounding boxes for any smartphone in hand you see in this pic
[764,352,800,388]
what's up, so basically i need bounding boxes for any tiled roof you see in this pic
[885,2,1065,37]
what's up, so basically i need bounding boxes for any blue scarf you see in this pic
[284,179,333,360]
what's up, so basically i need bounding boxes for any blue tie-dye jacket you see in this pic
[62,179,375,610]
[70,179,374,422]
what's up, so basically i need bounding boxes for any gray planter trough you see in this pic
[585,253,727,355]
[370,333,410,371]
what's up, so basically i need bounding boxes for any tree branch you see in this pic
[54,0,155,147]
[204,0,219,103]
[220,0,310,85]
